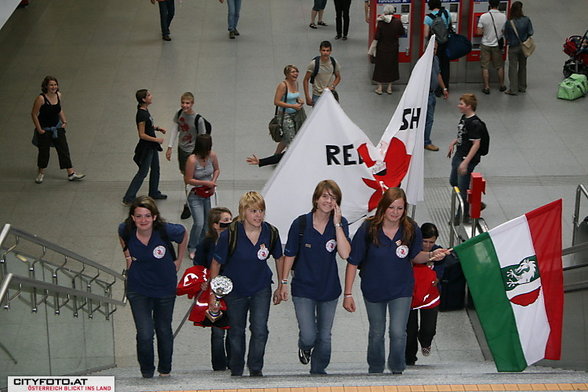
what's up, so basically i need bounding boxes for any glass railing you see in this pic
[0,224,126,390]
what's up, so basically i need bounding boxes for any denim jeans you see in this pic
[405,307,438,364]
[225,285,271,375]
[226,0,242,31]
[449,154,479,217]
[158,0,175,36]
[292,296,338,374]
[123,148,161,203]
[211,326,230,370]
[424,92,436,146]
[364,296,411,373]
[187,192,211,252]
[126,292,176,376]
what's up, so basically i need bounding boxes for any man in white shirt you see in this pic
[477,0,507,94]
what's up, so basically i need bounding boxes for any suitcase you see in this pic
[557,73,588,100]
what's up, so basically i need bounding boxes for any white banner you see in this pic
[263,39,435,237]
[263,89,374,237]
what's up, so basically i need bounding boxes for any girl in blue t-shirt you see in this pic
[119,195,188,378]
[208,191,283,377]
[343,188,449,375]
[276,180,351,375]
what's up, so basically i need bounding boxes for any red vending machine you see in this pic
[368,0,413,63]
[466,0,510,61]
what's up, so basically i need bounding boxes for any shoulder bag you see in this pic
[510,20,535,57]
[268,82,287,143]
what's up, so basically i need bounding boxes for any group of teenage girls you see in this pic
[119,181,451,378]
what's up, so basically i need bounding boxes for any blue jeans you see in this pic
[225,286,271,375]
[424,92,436,146]
[187,192,211,252]
[126,292,175,376]
[364,296,412,373]
[449,154,479,217]
[123,148,161,203]
[158,0,175,36]
[226,0,242,31]
[292,296,338,374]
[211,327,230,370]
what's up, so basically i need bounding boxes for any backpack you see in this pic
[175,109,212,135]
[310,56,337,84]
[428,9,450,44]
[474,118,490,156]
[290,214,307,271]
[227,220,279,257]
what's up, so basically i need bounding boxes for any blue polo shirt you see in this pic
[284,212,350,302]
[119,222,185,298]
[213,221,283,297]
[348,221,423,303]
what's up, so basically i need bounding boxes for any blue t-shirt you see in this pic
[284,212,350,302]
[194,236,215,269]
[213,221,283,297]
[348,220,423,303]
[119,222,185,298]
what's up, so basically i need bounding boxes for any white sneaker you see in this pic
[68,172,86,181]
[35,173,44,184]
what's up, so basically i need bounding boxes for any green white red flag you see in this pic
[454,199,564,372]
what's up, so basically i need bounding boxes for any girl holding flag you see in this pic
[343,187,448,374]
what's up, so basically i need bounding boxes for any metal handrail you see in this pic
[449,186,465,247]
[3,273,124,307]
[572,184,588,245]
[4,225,124,281]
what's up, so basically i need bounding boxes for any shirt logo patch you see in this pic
[325,239,337,253]
[257,244,269,260]
[396,245,409,259]
[153,245,166,259]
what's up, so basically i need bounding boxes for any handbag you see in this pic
[194,186,214,198]
[268,82,287,143]
[557,74,587,101]
[510,20,535,57]
[446,33,472,60]
[489,12,504,50]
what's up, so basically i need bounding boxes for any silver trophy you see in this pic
[206,275,233,322]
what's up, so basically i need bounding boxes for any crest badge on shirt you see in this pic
[325,239,337,253]
[396,245,409,259]
[153,245,166,259]
[257,244,269,261]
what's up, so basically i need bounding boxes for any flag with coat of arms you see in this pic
[453,199,564,372]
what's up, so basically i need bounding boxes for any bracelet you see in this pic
[443,88,448,91]
[281,280,288,284]
[334,223,342,228]
[125,256,132,260]
[344,294,353,298]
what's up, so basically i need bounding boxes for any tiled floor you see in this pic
[1,0,588,385]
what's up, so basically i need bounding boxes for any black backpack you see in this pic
[290,214,308,271]
[310,56,337,84]
[475,118,490,156]
[227,220,279,257]
[175,109,212,135]
[428,9,450,44]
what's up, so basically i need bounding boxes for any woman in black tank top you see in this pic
[31,76,85,184]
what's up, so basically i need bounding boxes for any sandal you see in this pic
[317,21,328,26]
[309,23,317,29]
